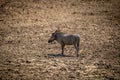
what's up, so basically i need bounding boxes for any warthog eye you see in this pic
[52,33,55,36]
[52,33,57,38]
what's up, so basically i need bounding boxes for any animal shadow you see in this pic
[47,53,74,57]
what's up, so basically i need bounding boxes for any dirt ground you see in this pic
[0,0,120,80]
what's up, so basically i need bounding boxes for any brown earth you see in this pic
[0,0,120,80]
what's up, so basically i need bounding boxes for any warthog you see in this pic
[48,30,80,57]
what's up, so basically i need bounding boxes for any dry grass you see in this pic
[0,0,120,80]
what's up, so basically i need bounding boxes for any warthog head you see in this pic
[48,32,57,43]
[48,30,61,43]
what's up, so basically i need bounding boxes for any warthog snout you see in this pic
[48,40,52,43]
[48,33,56,43]
[48,38,55,43]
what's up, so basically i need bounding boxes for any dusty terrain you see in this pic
[0,0,120,80]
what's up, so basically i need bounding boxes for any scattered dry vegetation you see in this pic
[0,0,120,80]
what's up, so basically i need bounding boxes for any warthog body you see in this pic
[48,30,80,57]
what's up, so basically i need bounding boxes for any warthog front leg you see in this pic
[61,41,65,56]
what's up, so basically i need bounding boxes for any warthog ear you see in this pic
[55,27,61,33]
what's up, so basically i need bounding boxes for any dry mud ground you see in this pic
[0,0,120,80]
